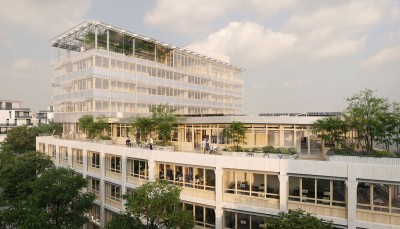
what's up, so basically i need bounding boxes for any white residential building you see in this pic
[0,100,33,138]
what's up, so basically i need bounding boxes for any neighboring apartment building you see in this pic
[0,100,33,136]
[37,106,54,124]
[36,21,400,229]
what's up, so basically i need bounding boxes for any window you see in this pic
[224,210,266,229]
[48,144,56,158]
[88,177,100,194]
[106,182,121,201]
[182,202,215,228]
[72,148,83,164]
[224,170,279,199]
[59,146,68,162]
[158,163,215,191]
[357,182,399,213]
[289,176,345,207]
[106,155,121,173]
[127,158,148,180]
[88,151,100,168]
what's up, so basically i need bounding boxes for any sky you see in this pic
[0,0,399,114]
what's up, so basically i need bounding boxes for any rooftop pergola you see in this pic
[50,20,244,71]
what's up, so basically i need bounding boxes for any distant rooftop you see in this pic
[259,112,342,117]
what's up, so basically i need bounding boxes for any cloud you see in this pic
[245,0,297,18]
[12,58,35,71]
[361,45,400,68]
[186,22,297,68]
[316,38,366,58]
[186,1,397,68]
[282,79,309,88]
[0,33,13,47]
[0,0,91,37]
[144,0,238,34]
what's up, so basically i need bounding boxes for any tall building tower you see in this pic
[50,21,244,123]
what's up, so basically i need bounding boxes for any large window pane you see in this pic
[289,176,300,201]
[224,211,235,229]
[333,180,345,206]
[302,178,315,202]
[237,213,250,229]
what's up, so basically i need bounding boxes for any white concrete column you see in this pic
[279,174,289,212]
[100,147,106,227]
[215,168,224,229]
[83,148,88,175]
[345,180,358,229]
[121,156,127,192]
[215,208,224,229]
[148,160,156,182]
[68,147,73,168]
[279,125,284,147]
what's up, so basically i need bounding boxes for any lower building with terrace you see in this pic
[37,131,400,229]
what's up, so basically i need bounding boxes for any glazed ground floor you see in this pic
[37,136,400,229]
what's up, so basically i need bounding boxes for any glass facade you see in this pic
[157,163,215,191]
[51,22,243,122]
[289,176,346,207]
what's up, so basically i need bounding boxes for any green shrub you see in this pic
[228,145,244,152]
[99,135,112,140]
[262,145,275,153]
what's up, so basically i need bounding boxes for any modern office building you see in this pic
[50,20,243,125]
[37,21,400,229]
[0,100,33,137]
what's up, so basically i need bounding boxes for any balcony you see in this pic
[15,115,32,119]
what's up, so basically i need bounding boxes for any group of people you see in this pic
[201,139,217,154]
[126,137,153,150]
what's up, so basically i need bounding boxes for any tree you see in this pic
[2,125,38,154]
[223,122,247,151]
[265,209,333,229]
[131,116,155,142]
[1,167,95,229]
[130,104,178,144]
[107,180,194,229]
[344,89,390,151]
[392,102,400,153]
[313,116,348,148]
[151,104,178,144]
[0,152,54,206]
[78,115,109,139]
[35,121,63,136]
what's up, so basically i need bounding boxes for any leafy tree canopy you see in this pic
[78,115,109,139]
[0,165,95,229]
[2,125,38,154]
[265,209,333,229]
[345,88,390,151]
[107,180,194,229]
[130,104,178,144]
[313,116,348,147]
[223,121,247,152]
[151,104,178,144]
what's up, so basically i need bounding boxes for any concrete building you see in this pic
[0,100,33,139]
[36,21,400,229]
[50,20,243,124]
[37,106,54,124]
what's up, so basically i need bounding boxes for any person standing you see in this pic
[149,137,153,150]
[205,140,210,154]
[202,139,207,154]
